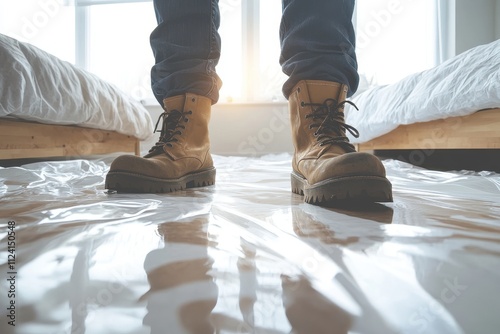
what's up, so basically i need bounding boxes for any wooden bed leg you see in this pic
[135,139,141,156]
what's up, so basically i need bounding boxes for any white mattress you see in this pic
[345,39,500,143]
[0,34,153,140]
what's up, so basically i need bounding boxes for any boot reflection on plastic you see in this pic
[282,275,351,334]
[141,215,218,333]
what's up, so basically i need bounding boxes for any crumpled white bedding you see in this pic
[0,34,153,140]
[346,39,500,143]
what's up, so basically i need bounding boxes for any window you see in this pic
[218,0,244,102]
[0,0,439,103]
[85,2,157,101]
[355,0,438,89]
[218,0,287,102]
[77,0,286,104]
[0,0,75,63]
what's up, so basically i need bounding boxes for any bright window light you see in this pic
[0,0,75,63]
[218,0,244,103]
[87,1,156,101]
[0,0,439,103]
[258,0,288,102]
[355,0,437,87]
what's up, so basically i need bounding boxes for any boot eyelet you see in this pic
[297,87,301,93]
[191,98,196,102]
[314,132,318,136]
[300,101,305,107]
[188,110,193,114]
[184,118,189,122]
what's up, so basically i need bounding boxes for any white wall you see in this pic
[143,103,293,156]
[453,0,499,56]
[209,103,293,155]
[496,0,500,39]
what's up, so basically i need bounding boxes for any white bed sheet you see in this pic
[0,34,153,140]
[346,39,500,143]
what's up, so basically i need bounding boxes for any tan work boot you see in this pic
[105,93,215,193]
[289,80,392,205]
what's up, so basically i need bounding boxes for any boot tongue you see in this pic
[163,95,185,113]
[145,95,187,158]
[306,83,357,153]
[162,95,186,136]
[306,82,348,106]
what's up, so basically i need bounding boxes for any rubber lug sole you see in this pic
[105,167,216,193]
[291,171,393,205]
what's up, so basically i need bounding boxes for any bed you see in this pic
[346,39,500,153]
[0,33,153,160]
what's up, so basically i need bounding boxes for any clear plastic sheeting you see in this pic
[1,154,500,334]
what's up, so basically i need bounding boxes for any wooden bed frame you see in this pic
[356,108,500,151]
[0,118,140,160]
[1,109,498,161]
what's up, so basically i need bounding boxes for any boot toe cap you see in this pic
[300,152,387,185]
[333,152,387,177]
[109,154,164,178]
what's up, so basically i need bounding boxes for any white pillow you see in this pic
[345,39,500,143]
[0,34,153,140]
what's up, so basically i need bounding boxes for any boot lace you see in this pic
[148,109,192,153]
[303,98,360,152]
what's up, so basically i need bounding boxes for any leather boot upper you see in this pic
[109,93,213,179]
[289,80,386,185]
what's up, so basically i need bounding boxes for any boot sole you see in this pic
[291,172,393,205]
[105,167,216,193]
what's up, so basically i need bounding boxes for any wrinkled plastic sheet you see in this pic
[1,154,499,334]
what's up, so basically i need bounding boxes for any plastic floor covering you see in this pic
[1,154,500,334]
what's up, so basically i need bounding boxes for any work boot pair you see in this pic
[106,80,392,205]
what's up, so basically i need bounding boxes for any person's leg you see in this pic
[150,0,222,105]
[281,0,393,205]
[106,0,220,193]
[280,0,358,98]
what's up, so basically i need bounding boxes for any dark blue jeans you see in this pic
[150,0,358,105]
